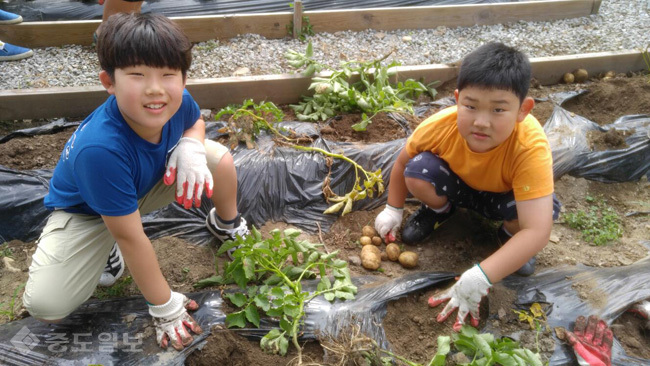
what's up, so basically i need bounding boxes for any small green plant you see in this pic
[513,303,550,353]
[0,243,13,258]
[0,283,25,322]
[451,325,543,366]
[285,41,437,131]
[195,227,357,363]
[93,275,133,300]
[286,15,314,40]
[215,99,288,149]
[195,39,220,52]
[564,196,622,246]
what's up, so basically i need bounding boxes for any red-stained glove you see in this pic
[164,137,214,209]
[98,0,104,5]
[428,264,491,332]
[148,291,203,350]
[557,315,613,366]
[627,300,650,324]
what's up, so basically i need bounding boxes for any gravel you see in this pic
[0,0,648,90]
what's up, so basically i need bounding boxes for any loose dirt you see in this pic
[1,73,649,365]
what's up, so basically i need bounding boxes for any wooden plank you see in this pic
[0,50,644,121]
[293,0,303,39]
[0,0,596,48]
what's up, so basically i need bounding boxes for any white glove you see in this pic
[148,291,203,350]
[428,265,492,331]
[375,205,403,240]
[164,137,214,209]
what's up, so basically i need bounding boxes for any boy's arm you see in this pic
[182,117,205,141]
[102,212,202,350]
[375,148,411,239]
[102,211,169,304]
[480,194,554,283]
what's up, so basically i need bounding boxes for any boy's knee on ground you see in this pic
[23,290,79,321]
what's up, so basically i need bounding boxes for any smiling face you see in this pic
[455,86,534,153]
[100,65,186,143]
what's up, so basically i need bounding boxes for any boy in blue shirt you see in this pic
[22,13,248,351]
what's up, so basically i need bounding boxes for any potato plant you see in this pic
[195,227,357,364]
[217,99,384,216]
[285,41,437,131]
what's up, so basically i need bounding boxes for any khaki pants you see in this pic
[23,140,228,320]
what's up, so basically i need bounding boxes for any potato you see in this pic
[371,236,382,246]
[604,70,616,78]
[386,243,401,261]
[574,68,589,83]
[562,72,574,84]
[359,236,373,246]
[380,251,388,261]
[361,245,381,270]
[362,225,378,237]
[398,251,419,269]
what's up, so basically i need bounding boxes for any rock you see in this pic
[348,255,361,266]
[451,352,471,364]
[402,35,413,42]
[498,308,507,320]
[374,32,386,40]
[2,257,21,273]
[232,67,251,77]
[549,233,560,243]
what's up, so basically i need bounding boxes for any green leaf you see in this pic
[226,311,247,328]
[284,304,301,318]
[522,349,543,366]
[305,41,313,58]
[493,352,517,366]
[473,334,492,358]
[225,292,247,307]
[243,256,255,280]
[427,335,450,366]
[324,292,335,301]
[280,316,293,333]
[193,275,223,288]
[254,294,270,312]
[232,264,248,289]
[245,304,261,328]
[279,335,289,356]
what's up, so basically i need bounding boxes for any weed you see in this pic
[513,303,550,353]
[286,16,314,41]
[195,39,220,52]
[0,243,13,258]
[564,196,622,246]
[215,99,288,149]
[0,283,25,322]
[93,275,133,300]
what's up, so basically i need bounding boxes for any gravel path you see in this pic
[0,0,648,90]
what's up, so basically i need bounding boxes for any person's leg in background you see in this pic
[95,0,143,40]
[0,9,33,61]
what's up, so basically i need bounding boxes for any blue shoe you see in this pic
[0,41,33,61]
[0,9,23,25]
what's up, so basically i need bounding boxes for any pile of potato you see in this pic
[359,225,418,270]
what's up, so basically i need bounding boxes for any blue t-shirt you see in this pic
[44,89,200,216]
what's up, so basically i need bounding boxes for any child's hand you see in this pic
[164,137,214,209]
[375,205,403,241]
[428,265,491,331]
[555,315,613,366]
[148,291,203,350]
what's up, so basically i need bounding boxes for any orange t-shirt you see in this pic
[405,106,554,201]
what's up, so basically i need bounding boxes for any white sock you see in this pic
[430,202,451,213]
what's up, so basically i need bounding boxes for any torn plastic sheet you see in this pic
[0,119,80,144]
[0,272,456,365]
[2,0,519,22]
[2,258,650,365]
[544,91,650,182]
[500,253,650,366]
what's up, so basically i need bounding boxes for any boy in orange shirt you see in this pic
[374,42,560,331]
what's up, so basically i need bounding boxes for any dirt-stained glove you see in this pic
[375,205,403,243]
[555,315,613,366]
[628,300,650,329]
[164,137,214,209]
[428,264,492,332]
[148,291,203,350]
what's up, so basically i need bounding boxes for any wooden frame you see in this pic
[0,50,644,121]
[0,0,601,48]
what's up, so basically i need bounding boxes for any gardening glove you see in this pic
[555,315,613,366]
[627,300,650,329]
[375,205,403,243]
[428,264,491,332]
[148,291,203,350]
[164,137,214,209]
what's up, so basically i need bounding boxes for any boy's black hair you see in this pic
[97,13,192,79]
[457,42,531,103]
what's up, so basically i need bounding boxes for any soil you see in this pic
[1,73,649,365]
